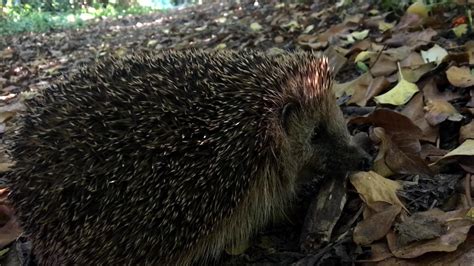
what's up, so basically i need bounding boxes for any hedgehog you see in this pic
[6,49,365,265]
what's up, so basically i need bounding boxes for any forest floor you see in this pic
[0,1,473,265]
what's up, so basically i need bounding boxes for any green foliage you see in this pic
[0,3,166,35]
[374,0,456,12]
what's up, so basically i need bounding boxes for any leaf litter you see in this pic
[0,0,473,265]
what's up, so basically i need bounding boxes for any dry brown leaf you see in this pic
[354,204,402,245]
[386,28,437,48]
[385,47,412,62]
[420,143,448,163]
[357,242,394,263]
[386,208,473,259]
[394,13,424,31]
[349,171,406,211]
[406,1,429,18]
[350,108,423,138]
[372,127,433,176]
[467,41,474,65]
[333,72,373,98]
[317,23,354,43]
[424,99,463,126]
[323,46,347,75]
[460,121,474,143]
[422,78,462,102]
[400,62,436,83]
[446,66,474,88]
[348,76,390,106]
[372,130,395,177]
[371,54,398,77]
[401,93,438,143]
[373,233,474,265]
[432,139,474,172]
[400,52,425,67]
[437,139,474,160]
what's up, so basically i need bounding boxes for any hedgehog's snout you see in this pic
[345,144,372,172]
[357,148,373,171]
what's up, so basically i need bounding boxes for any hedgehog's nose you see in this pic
[358,156,373,171]
[355,145,373,171]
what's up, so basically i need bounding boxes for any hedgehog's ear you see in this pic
[281,102,297,135]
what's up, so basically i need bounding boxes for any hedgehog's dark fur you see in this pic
[6,50,363,265]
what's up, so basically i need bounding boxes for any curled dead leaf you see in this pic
[353,204,402,245]
[460,121,474,143]
[372,127,433,176]
[349,171,407,211]
[348,76,389,106]
[333,72,373,98]
[446,66,474,88]
[387,208,473,259]
[424,99,463,126]
[401,93,439,143]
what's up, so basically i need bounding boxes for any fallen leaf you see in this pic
[333,72,373,98]
[348,76,390,106]
[453,24,468,37]
[401,93,438,143]
[349,171,406,210]
[400,62,436,83]
[375,233,474,264]
[195,25,207,31]
[400,52,425,66]
[354,51,376,63]
[354,204,402,245]
[424,99,463,126]
[386,28,437,48]
[467,41,474,65]
[420,143,448,162]
[371,54,398,77]
[446,66,474,88]
[250,22,262,31]
[394,212,446,246]
[378,21,396,32]
[438,139,474,158]
[394,13,424,31]
[374,78,419,106]
[303,25,314,34]
[422,78,462,102]
[385,47,413,62]
[372,127,433,176]
[460,121,474,143]
[274,36,284,43]
[432,139,474,169]
[351,29,369,41]
[350,108,423,137]
[406,1,429,18]
[323,46,347,75]
[421,44,448,65]
[387,208,473,259]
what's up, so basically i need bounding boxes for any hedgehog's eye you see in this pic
[311,124,323,142]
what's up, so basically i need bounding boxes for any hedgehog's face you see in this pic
[281,98,365,183]
[279,58,367,182]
